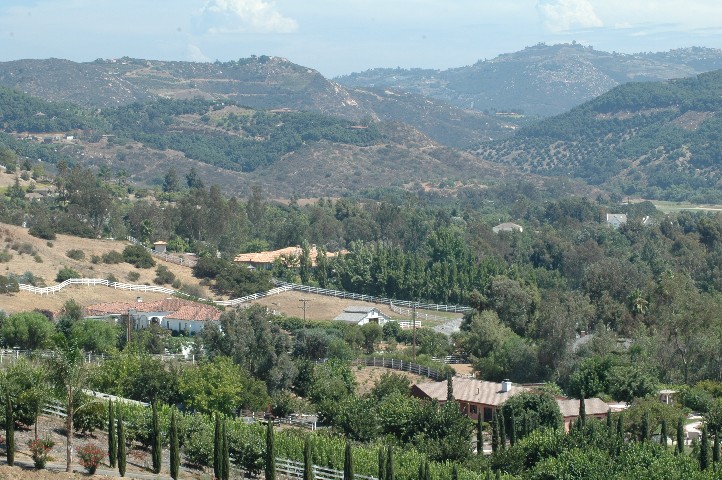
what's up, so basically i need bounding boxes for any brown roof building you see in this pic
[556,397,610,431]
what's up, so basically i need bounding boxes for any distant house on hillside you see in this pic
[557,397,610,431]
[492,222,523,233]
[606,213,627,228]
[83,298,221,335]
[334,306,390,326]
[233,245,343,270]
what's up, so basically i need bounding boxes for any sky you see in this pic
[2,0,722,78]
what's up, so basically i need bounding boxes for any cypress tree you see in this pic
[660,419,668,449]
[495,470,502,480]
[266,419,276,480]
[118,408,127,477]
[701,427,710,471]
[385,445,394,480]
[485,467,491,480]
[108,400,117,468]
[222,418,230,480]
[606,410,613,434]
[5,396,14,467]
[343,442,353,480]
[418,461,426,480]
[677,417,685,455]
[617,413,624,438]
[498,410,506,451]
[579,394,586,430]
[170,409,180,480]
[424,460,431,480]
[303,436,314,480]
[641,412,649,442]
[151,402,162,474]
[477,414,483,454]
[523,415,530,439]
[491,411,499,453]
[451,464,459,480]
[378,447,386,480]
[214,415,222,480]
[714,431,720,465]
[446,375,454,402]
[509,413,517,446]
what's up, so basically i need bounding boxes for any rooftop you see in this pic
[413,377,528,406]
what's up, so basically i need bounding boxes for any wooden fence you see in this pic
[355,357,446,381]
[275,458,376,480]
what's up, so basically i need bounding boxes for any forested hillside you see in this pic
[337,44,722,116]
[476,69,722,202]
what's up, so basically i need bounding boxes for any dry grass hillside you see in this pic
[0,223,212,314]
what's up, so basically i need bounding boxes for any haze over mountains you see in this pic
[2,43,722,201]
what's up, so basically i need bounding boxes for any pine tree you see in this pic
[266,419,276,480]
[108,400,117,468]
[5,396,14,467]
[304,436,314,480]
[118,408,127,477]
[660,419,668,449]
[378,447,386,480]
[222,418,230,480]
[170,409,180,480]
[343,442,353,480]
[701,427,710,471]
[151,402,162,474]
[498,410,506,451]
[491,411,499,453]
[677,417,685,455]
[477,415,484,454]
[385,445,394,480]
[214,415,222,480]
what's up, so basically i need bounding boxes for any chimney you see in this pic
[136,296,143,303]
[501,379,512,393]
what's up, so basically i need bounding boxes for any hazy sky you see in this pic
[2,0,722,77]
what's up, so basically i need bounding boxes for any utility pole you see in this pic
[299,298,310,327]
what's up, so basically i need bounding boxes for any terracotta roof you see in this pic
[413,378,529,407]
[233,246,344,266]
[83,298,221,321]
[556,398,610,418]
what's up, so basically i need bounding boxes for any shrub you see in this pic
[122,245,155,269]
[171,279,182,289]
[46,241,53,248]
[126,271,141,282]
[74,397,107,436]
[90,255,101,264]
[106,274,119,283]
[56,267,80,283]
[154,265,176,285]
[33,254,42,263]
[28,438,54,469]
[0,275,20,293]
[66,249,86,261]
[0,250,12,263]
[77,443,105,474]
[11,242,34,255]
[28,223,55,240]
[102,250,123,264]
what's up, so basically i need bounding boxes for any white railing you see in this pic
[356,357,446,381]
[396,320,422,329]
[214,284,293,306]
[274,281,472,314]
[275,458,375,480]
[389,303,459,323]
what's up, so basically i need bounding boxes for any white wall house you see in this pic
[334,306,391,326]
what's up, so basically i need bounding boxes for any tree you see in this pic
[509,412,517,446]
[108,400,117,468]
[477,414,484,454]
[378,446,386,480]
[214,414,222,480]
[385,446,394,480]
[55,266,80,282]
[46,340,87,472]
[343,442,354,480]
[163,168,181,193]
[676,417,684,455]
[447,375,454,402]
[5,396,14,466]
[579,394,587,429]
[170,409,180,480]
[714,430,720,465]
[151,402,162,474]
[186,167,204,190]
[701,427,710,470]
[491,410,499,453]
[498,409,506,451]
[501,391,563,433]
[304,436,314,480]
[118,407,126,477]
[70,319,120,354]
[0,311,55,349]
[222,418,230,480]
[266,418,276,480]
[660,419,667,449]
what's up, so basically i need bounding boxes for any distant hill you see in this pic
[474,69,722,202]
[336,44,722,117]
[0,56,511,148]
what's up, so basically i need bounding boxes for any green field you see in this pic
[650,200,722,214]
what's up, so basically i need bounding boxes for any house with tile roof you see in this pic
[334,306,390,326]
[84,298,222,335]
[557,397,610,431]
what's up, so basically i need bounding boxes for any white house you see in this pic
[492,222,523,233]
[334,306,390,326]
[606,213,628,228]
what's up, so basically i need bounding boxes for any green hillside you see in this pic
[475,69,722,202]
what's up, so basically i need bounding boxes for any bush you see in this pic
[106,274,119,283]
[90,255,101,264]
[74,396,107,436]
[122,245,155,269]
[0,276,19,294]
[77,443,105,474]
[33,254,42,263]
[171,279,182,289]
[28,224,55,240]
[0,250,12,263]
[66,249,86,261]
[154,265,176,285]
[102,250,124,264]
[126,271,141,282]
[56,267,80,283]
[11,242,35,255]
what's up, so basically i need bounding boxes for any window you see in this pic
[471,405,478,414]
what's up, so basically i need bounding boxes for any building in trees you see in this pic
[333,306,391,327]
[557,397,610,432]
[492,222,524,233]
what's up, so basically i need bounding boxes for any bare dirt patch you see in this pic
[251,290,399,322]
[353,366,427,396]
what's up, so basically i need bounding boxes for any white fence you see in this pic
[355,357,446,381]
[275,458,376,480]
[389,303,459,323]
[274,281,472,314]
